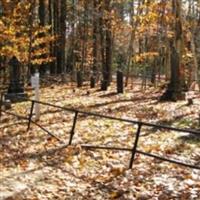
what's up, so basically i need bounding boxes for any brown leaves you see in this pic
[1,83,200,199]
[109,167,125,177]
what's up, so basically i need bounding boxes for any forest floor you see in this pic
[0,81,200,200]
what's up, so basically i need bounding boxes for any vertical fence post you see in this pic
[129,123,142,169]
[27,101,35,131]
[69,111,78,145]
[0,93,3,120]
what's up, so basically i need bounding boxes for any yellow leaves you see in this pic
[18,159,28,170]
[0,46,18,58]
[109,190,125,199]
[183,52,193,58]
[0,1,55,67]
[31,57,55,65]
[64,145,83,165]
[110,191,119,199]
[3,27,16,36]
[0,19,5,29]
[109,166,125,177]
[182,52,194,65]
[133,52,159,63]
[32,47,50,57]
[32,36,55,47]
[33,25,52,37]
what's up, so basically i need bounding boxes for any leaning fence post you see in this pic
[27,101,35,131]
[129,123,142,169]
[69,111,78,145]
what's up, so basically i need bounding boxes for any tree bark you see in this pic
[92,0,98,87]
[161,0,186,101]
[60,0,67,74]
[101,0,112,90]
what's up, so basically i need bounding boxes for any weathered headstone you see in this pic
[116,53,125,93]
[101,79,108,91]
[77,71,83,87]
[90,75,95,88]
[117,70,123,93]
[5,56,27,102]
[31,71,40,121]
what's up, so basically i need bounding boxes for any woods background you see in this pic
[0,0,200,100]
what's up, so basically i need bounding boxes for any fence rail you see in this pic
[0,95,200,170]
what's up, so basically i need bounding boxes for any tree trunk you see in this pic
[48,0,54,74]
[99,1,107,90]
[39,0,45,26]
[161,0,186,101]
[102,0,112,90]
[38,0,46,75]
[60,0,67,74]
[92,0,98,87]
[125,0,134,87]
[52,0,59,74]
[27,0,36,82]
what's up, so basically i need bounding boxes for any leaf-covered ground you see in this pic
[0,82,200,200]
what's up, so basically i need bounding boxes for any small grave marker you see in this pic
[5,56,27,102]
[31,71,40,121]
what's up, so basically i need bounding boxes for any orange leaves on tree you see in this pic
[0,1,55,67]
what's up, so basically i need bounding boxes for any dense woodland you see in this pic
[0,0,200,100]
[0,1,200,199]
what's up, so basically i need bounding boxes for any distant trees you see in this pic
[0,0,54,79]
[0,0,199,98]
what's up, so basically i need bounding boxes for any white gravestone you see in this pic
[31,72,40,121]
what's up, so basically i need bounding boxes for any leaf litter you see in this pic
[0,83,200,199]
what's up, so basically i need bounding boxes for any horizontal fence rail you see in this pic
[27,98,200,136]
[0,109,63,143]
[0,94,200,170]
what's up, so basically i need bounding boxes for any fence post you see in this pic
[0,93,3,120]
[129,123,142,169]
[69,111,78,145]
[27,101,35,131]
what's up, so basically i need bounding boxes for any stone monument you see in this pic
[5,56,27,102]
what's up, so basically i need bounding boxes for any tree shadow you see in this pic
[99,92,118,98]
[178,134,200,143]
[0,166,46,181]
[0,121,27,130]
[88,96,159,109]
[148,113,197,134]
[0,142,69,167]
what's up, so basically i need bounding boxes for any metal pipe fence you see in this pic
[0,95,199,170]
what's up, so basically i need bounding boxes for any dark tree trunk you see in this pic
[52,0,59,74]
[38,0,46,75]
[161,0,186,101]
[56,0,62,74]
[27,0,35,81]
[104,0,112,85]
[39,0,45,26]
[48,0,54,74]
[101,0,112,91]
[60,0,67,74]
[160,45,182,101]
[99,1,107,90]
[92,0,98,87]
